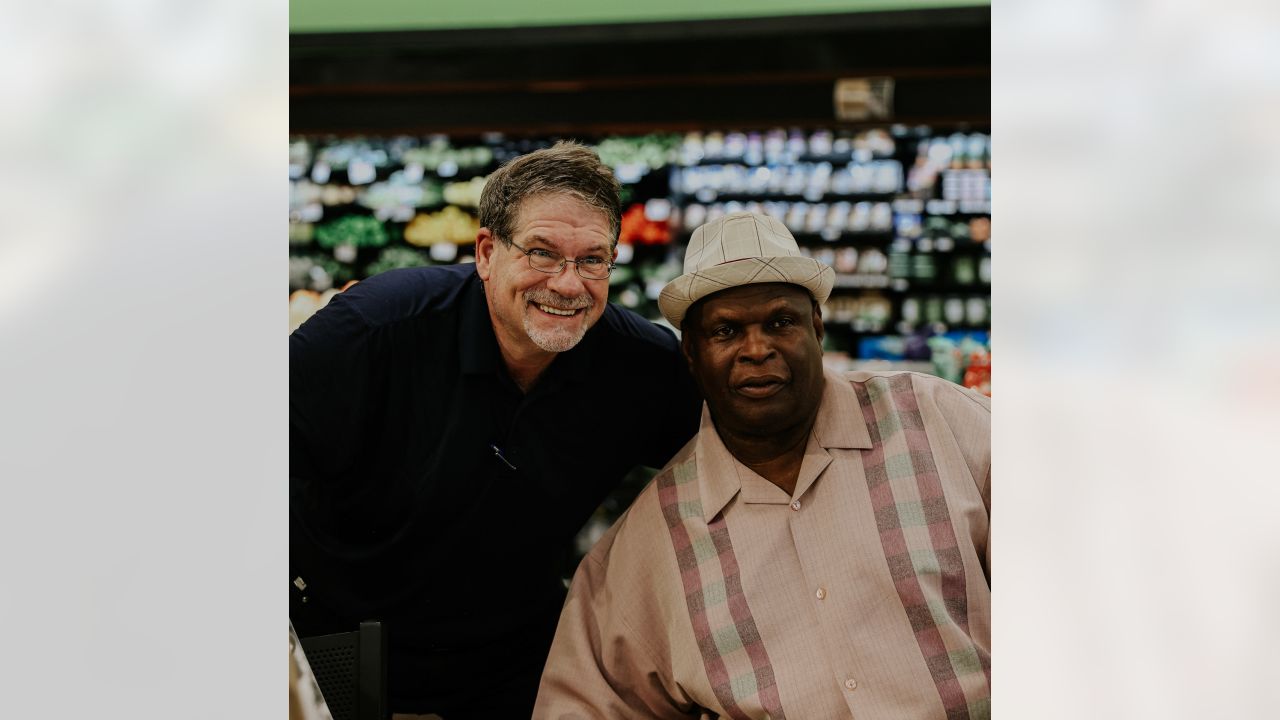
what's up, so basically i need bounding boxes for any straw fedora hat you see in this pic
[658,211,835,329]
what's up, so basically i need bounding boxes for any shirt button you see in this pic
[790,500,801,511]
[845,678,858,691]
[816,587,827,600]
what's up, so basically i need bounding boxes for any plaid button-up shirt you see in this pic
[536,368,991,719]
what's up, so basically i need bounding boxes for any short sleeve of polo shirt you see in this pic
[289,286,386,495]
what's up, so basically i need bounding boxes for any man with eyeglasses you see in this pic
[290,142,701,719]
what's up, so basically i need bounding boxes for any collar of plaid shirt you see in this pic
[693,367,874,520]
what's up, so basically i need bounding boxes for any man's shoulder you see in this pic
[587,440,700,563]
[656,433,700,475]
[335,264,476,329]
[839,369,990,414]
[593,303,681,355]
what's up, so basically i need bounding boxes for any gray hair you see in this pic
[478,141,622,247]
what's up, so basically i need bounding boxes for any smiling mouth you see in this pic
[532,302,582,317]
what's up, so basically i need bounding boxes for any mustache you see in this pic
[524,289,593,311]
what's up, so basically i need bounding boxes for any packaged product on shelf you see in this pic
[289,222,314,246]
[970,216,991,243]
[784,203,807,232]
[857,248,888,274]
[681,203,706,232]
[848,202,872,232]
[869,202,894,232]
[804,203,827,233]
[901,297,921,325]
[927,335,963,384]
[835,247,859,273]
[911,250,936,283]
[429,243,459,263]
[826,201,851,232]
[966,297,989,326]
[288,139,311,180]
[618,204,672,246]
[888,239,912,280]
[289,181,325,223]
[953,256,977,285]
[963,351,991,396]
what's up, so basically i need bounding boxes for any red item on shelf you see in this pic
[963,351,991,397]
[618,204,672,246]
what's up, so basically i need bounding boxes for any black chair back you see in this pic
[298,620,387,720]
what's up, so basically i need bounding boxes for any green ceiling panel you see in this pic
[291,0,989,34]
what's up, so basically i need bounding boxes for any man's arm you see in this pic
[289,289,380,508]
[535,520,697,719]
[927,375,991,582]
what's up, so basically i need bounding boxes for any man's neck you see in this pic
[498,343,555,394]
[716,417,816,497]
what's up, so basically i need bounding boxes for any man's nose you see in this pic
[545,262,588,296]
[737,326,776,363]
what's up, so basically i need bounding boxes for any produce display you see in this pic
[288,128,990,371]
[364,246,434,277]
[442,176,488,208]
[404,206,480,247]
[288,281,358,333]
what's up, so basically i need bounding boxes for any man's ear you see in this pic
[812,301,825,344]
[475,228,495,281]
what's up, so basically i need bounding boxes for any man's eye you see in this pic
[711,325,735,338]
[529,248,558,260]
[773,317,796,328]
[578,256,607,267]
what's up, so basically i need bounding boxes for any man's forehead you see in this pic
[513,200,612,249]
[513,193,609,227]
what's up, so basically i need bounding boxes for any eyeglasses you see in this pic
[508,240,614,280]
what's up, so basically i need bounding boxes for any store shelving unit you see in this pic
[289,125,991,359]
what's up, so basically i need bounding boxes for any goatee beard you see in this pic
[523,289,594,353]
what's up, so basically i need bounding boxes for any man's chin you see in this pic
[524,321,588,353]
[714,399,795,435]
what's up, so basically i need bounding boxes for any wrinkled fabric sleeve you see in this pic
[534,522,698,719]
[930,378,991,583]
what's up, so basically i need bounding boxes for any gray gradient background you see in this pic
[1,1,1277,717]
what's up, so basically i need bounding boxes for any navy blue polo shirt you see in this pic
[289,263,700,712]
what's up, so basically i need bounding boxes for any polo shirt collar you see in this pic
[695,366,872,520]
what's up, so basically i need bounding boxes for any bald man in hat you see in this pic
[534,212,991,719]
